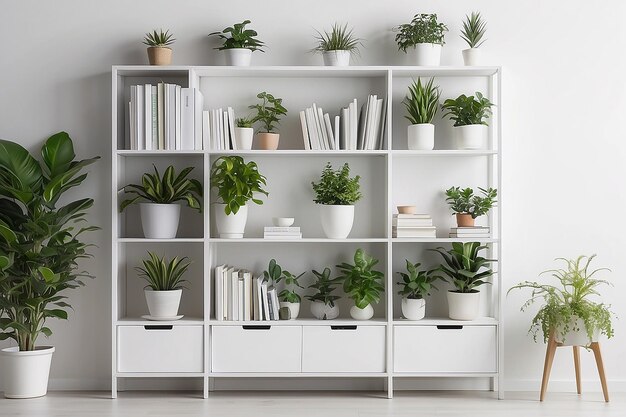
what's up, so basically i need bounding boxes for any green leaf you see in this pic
[0,139,42,204]
[41,132,76,178]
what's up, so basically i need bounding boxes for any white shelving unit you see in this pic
[111,65,502,399]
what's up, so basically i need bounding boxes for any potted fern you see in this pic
[460,12,487,66]
[403,77,441,150]
[395,13,448,66]
[119,165,203,239]
[311,23,362,67]
[337,249,385,320]
[396,260,442,320]
[263,259,304,319]
[234,117,254,150]
[306,268,342,320]
[143,29,175,66]
[209,20,264,66]
[249,91,288,150]
[136,252,190,319]
[445,186,497,227]
[441,92,494,149]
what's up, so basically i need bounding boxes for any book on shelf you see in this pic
[449,226,490,234]
[393,226,437,238]
[263,225,302,239]
[392,218,433,227]
[394,213,431,219]
[264,227,301,233]
[202,106,239,150]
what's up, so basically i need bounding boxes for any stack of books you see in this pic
[202,107,237,150]
[263,226,302,240]
[392,214,436,238]
[449,226,490,238]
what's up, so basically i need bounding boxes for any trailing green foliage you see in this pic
[403,77,441,125]
[312,23,362,54]
[508,255,614,343]
[235,117,254,128]
[136,251,190,291]
[119,165,202,213]
[210,156,268,215]
[396,260,443,299]
[461,12,487,49]
[143,29,176,47]
[445,186,497,219]
[306,267,342,307]
[395,13,448,52]
[431,242,495,293]
[311,162,361,206]
[209,20,265,52]
[441,92,494,126]
[337,249,385,309]
[249,91,288,133]
[263,259,304,303]
[0,132,99,351]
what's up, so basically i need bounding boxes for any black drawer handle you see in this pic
[436,325,463,330]
[144,325,173,330]
[331,325,357,330]
[242,325,271,330]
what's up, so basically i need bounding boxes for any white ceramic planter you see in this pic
[407,123,435,150]
[455,124,487,150]
[310,301,340,320]
[556,317,600,346]
[401,298,426,320]
[215,203,248,238]
[0,346,55,398]
[224,48,252,66]
[279,301,300,320]
[447,290,480,320]
[140,203,181,239]
[322,50,351,66]
[414,43,442,66]
[145,289,182,317]
[462,48,481,66]
[234,127,254,150]
[350,303,374,320]
[319,204,354,239]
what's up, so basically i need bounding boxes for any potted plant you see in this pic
[306,268,342,320]
[403,77,441,150]
[508,255,614,346]
[395,13,448,66]
[396,260,442,320]
[210,156,268,238]
[136,251,190,319]
[311,23,362,66]
[337,249,385,320]
[444,186,497,227]
[235,117,254,150]
[431,242,495,321]
[311,162,362,239]
[441,92,494,149]
[209,20,264,67]
[143,29,175,66]
[460,12,487,66]
[249,91,288,150]
[263,259,304,319]
[0,132,99,398]
[119,165,203,239]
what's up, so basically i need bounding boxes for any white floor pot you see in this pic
[350,303,374,320]
[401,298,426,320]
[215,203,248,238]
[462,48,481,66]
[279,302,300,320]
[556,316,600,346]
[310,301,340,320]
[322,50,351,66]
[447,290,480,320]
[455,124,487,150]
[224,48,252,66]
[1,346,55,398]
[414,43,442,66]
[140,203,181,239]
[407,123,435,150]
[145,289,182,317]
[319,204,354,239]
[234,127,254,150]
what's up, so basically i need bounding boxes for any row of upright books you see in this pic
[202,107,238,150]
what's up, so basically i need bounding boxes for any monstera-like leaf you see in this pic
[0,139,43,204]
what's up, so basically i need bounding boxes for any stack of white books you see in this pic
[392,214,436,238]
[449,226,490,238]
[202,107,237,150]
[263,226,302,240]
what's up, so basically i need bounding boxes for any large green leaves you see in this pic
[396,259,443,299]
[41,132,76,178]
[431,242,495,293]
[441,92,494,127]
[337,248,385,309]
[209,20,265,52]
[403,77,441,125]
[311,162,361,205]
[249,91,287,133]
[135,251,190,291]
[210,156,267,215]
[0,139,42,204]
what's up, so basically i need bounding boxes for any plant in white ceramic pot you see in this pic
[460,12,487,66]
[234,117,254,150]
[249,91,288,150]
[311,23,362,66]
[444,186,497,228]
[403,77,441,150]
[120,165,203,239]
[311,162,361,239]
[0,132,99,399]
[337,249,384,320]
[209,20,265,66]
[396,260,443,320]
[306,268,342,320]
[395,13,448,66]
[441,92,494,149]
[143,29,175,66]
[210,156,267,238]
[263,259,304,320]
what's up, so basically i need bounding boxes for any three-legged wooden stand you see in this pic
[540,335,609,402]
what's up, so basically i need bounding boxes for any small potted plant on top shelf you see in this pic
[395,13,448,66]
[445,186,497,227]
[209,20,265,66]
[396,260,443,320]
[143,29,175,66]
[263,259,304,319]
[337,248,385,320]
[460,12,487,66]
[235,117,254,150]
[120,165,203,239]
[441,92,494,149]
[311,22,362,67]
[403,77,441,150]
[249,91,288,150]
[306,268,342,320]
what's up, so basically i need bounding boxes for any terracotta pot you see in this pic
[256,132,280,150]
[397,205,416,214]
[147,47,172,66]
[456,213,475,227]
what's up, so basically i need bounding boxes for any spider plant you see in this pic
[403,77,441,125]
[143,29,176,47]
[136,251,190,291]
[312,23,362,54]
[461,12,487,49]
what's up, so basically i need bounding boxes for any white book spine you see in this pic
[299,110,310,150]
[151,86,158,150]
[215,265,224,321]
[223,110,230,150]
[144,84,152,151]
[334,115,340,150]
[238,279,244,321]
[136,85,144,150]
[202,111,210,152]
[228,107,237,151]
[341,107,349,150]
[350,99,357,150]
[231,270,239,321]
[180,88,194,150]
[194,90,204,150]
[175,85,182,150]
[323,113,335,150]
[316,106,329,150]
[305,108,319,150]
[312,104,326,150]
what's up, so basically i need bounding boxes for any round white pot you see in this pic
[350,303,374,320]
[310,300,340,320]
[322,50,351,66]
[556,317,600,346]
[224,48,252,66]
[455,124,487,150]
[234,127,254,150]
[215,203,248,238]
[140,203,181,239]
[462,48,481,66]
[279,301,300,320]
[319,204,354,239]
[1,346,55,399]
[414,43,442,66]
[145,289,182,318]
[407,123,435,150]
[401,298,426,320]
[447,290,480,320]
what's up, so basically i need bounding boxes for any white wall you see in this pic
[2,0,625,392]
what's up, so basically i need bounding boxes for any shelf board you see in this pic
[392,237,499,243]
[209,238,388,243]
[210,318,388,326]
[210,150,387,156]
[117,238,204,243]
[392,317,498,326]
[391,150,497,157]
[391,66,500,77]
[116,150,204,156]
[392,372,498,378]
[208,372,388,378]
[116,317,205,326]
[115,372,205,378]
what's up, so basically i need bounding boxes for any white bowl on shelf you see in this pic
[273,217,295,227]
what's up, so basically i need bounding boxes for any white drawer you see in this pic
[211,325,302,373]
[394,325,497,373]
[117,325,204,373]
[302,325,385,373]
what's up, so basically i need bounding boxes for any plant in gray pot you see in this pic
[306,267,342,320]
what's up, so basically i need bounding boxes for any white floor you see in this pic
[0,391,622,417]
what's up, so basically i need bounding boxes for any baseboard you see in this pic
[504,378,626,392]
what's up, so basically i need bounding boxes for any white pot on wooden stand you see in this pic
[407,123,435,150]
[224,48,252,66]
[414,43,442,66]
[234,127,254,150]
[215,203,248,238]
[319,204,354,239]
[310,301,340,320]
[401,298,426,320]
[455,124,487,150]
[447,290,480,320]
[0,346,55,398]
[140,203,181,239]
[145,289,182,317]
[279,302,300,320]
[322,50,351,66]
[556,317,600,346]
[462,48,481,66]
[350,303,374,320]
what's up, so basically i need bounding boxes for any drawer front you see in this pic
[117,325,204,373]
[394,325,497,373]
[211,325,302,373]
[302,326,385,373]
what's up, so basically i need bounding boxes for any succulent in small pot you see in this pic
[395,13,448,66]
[460,12,487,66]
[337,249,385,320]
[396,260,443,320]
[143,29,175,66]
[209,20,264,67]
[249,91,288,150]
[441,92,494,149]
[403,77,441,150]
[306,268,342,320]
[234,117,254,150]
[444,186,497,228]
[311,22,362,66]
[263,259,304,319]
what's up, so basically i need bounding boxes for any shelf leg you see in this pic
[573,346,582,394]
[111,377,117,399]
[591,342,609,402]
[540,335,558,401]
[203,376,209,399]
[387,376,393,399]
